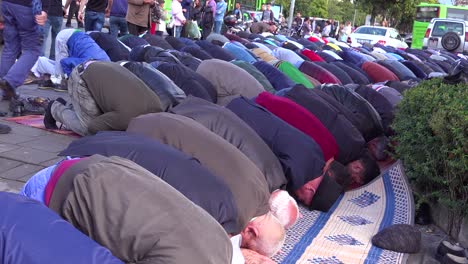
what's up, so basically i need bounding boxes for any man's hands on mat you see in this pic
[241,248,276,264]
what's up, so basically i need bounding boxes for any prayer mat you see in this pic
[5,115,80,137]
[273,160,414,264]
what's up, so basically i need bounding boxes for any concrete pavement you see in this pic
[0,83,74,193]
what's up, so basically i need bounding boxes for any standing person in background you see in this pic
[213,0,226,34]
[127,0,154,35]
[109,0,128,37]
[78,0,113,32]
[201,0,214,39]
[41,0,62,60]
[154,0,167,35]
[321,20,331,37]
[329,19,336,38]
[0,0,48,100]
[171,0,186,37]
[190,0,202,25]
[233,2,242,21]
[301,17,311,37]
[260,3,273,23]
[64,0,83,28]
[341,21,351,42]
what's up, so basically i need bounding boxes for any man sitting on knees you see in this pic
[44,61,162,135]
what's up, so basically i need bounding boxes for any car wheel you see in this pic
[441,32,461,51]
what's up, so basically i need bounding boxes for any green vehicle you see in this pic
[412,3,468,49]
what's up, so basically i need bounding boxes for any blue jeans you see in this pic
[0,1,41,89]
[109,16,128,37]
[174,26,183,38]
[214,21,222,34]
[84,10,105,32]
[41,16,63,60]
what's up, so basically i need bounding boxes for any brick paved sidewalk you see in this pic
[0,84,74,193]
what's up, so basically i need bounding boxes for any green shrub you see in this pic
[392,78,468,234]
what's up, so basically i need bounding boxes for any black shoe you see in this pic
[0,79,18,100]
[0,123,11,134]
[55,97,67,105]
[66,23,72,27]
[437,241,466,261]
[441,254,468,264]
[78,23,84,28]
[43,100,58,130]
[38,79,55,90]
[9,97,24,116]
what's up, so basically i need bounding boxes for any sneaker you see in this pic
[0,79,18,100]
[43,100,58,130]
[0,123,11,134]
[38,79,55,90]
[441,254,468,264]
[437,241,466,261]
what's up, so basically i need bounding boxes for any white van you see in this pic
[422,18,468,54]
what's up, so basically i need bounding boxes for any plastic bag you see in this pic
[185,20,201,39]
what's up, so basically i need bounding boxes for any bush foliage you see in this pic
[392,78,467,231]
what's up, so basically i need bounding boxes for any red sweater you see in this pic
[255,92,339,161]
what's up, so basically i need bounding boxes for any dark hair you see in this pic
[360,151,380,184]
[326,160,351,188]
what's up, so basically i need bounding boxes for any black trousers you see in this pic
[128,22,148,36]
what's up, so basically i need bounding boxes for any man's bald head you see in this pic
[241,213,285,257]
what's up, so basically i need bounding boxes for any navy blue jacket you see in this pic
[110,0,127,17]
[59,131,239,234]
[226,97,325,191]
[0,192,123,264]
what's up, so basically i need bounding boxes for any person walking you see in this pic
[200,0,214,39]
[171,0,186,37]
[41,0,63,60]
[127,0,154,35]
[64,0,83,28]
[0,0,48,100]
[213,0,226,34]
[78,0,113,32]
[152,1,167,36]
[109,0,128,37]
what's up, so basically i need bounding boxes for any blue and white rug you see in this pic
[273,161,414,264]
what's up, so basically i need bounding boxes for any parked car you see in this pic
[348,26,409,49]
[422,18,468,54]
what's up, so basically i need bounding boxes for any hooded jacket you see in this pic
[48,155,233,264]
[82,62,163,133]
[197,59,265,106]
[60,32,111,76]
[127,113,270,232]
[226,97,325,191]
[170,96,287,192]
[0,192,123,264]
[59,131,239,233]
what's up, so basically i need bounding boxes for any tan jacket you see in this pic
[126,0,151,28]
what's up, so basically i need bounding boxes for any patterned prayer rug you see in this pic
[273,161,414,264]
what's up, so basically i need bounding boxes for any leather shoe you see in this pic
[0,79,18,100]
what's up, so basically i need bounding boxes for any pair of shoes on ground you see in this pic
[437,240,468,264]
[23,72,41,85]
[43,97,67,130]
[38,79,68,92]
